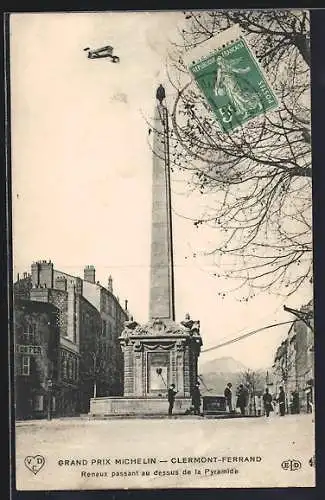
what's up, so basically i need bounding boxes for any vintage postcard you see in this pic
[9,10,315,490]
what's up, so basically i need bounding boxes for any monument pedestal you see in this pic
[89,397,191,416]
[89,317,202,416]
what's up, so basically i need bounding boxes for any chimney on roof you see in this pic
[84,265,96,284]
[125,299,128,311]
[108,275,113,292]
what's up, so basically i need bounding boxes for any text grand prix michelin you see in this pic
[58,456,262,466]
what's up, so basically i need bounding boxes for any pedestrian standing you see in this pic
[277,386,286,416]
[255,394,262,416]
[224,382,233,413]
[306,390,312,413]
[292,390,300,414]
[191,382,201,415]
[236,384,246,416]
[168,383,177,416]
[262,388,273,417]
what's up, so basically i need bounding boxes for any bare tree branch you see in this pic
[164,9,312,300]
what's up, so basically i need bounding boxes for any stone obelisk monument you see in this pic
[89,86,202,416]
[149,91,175,321]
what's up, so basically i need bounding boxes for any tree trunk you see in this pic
[294,34,310,67]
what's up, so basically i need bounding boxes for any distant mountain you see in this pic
[199,356,248,375]
[197,357,267,396]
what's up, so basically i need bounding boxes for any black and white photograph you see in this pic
[9,9,315,490]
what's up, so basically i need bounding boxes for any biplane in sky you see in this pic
[83,45,120,63]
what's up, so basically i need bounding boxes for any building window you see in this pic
[24,323,36,343]
[22,356,30,376]
[102,320,107,337]
[72,359,75,381]
[28,324,35,334]
[62,357,67,380]
[73,358,77,381]
[34,395,44,411]
[68,357,73,379]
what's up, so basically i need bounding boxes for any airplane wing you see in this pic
[86,45,114,59]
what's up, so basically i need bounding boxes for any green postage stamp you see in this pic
[184,24,279,133]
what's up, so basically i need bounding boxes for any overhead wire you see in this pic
[201,320,295,354]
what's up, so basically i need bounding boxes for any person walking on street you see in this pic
[168,383,177,416]
[277,386,286,416]
[255,394,262,416]
[236,384,247,416]
[262,388,273,417]
[224,382,233,413]
[191,382,201,415]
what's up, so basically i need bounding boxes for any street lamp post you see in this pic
[92,353,97,398]
[47,379,53,421]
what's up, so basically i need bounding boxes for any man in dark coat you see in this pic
[236,384,247,416]
[224,382,233,413]
[156,84,166,105]
[168,383,177,415]
[262,388,273,417]
[191,382,201,415]
[291,390,300,414]
[277,386,286,416]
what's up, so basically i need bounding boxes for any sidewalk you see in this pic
[16,411,313,425]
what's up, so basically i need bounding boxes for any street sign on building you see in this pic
[16,345,43,355]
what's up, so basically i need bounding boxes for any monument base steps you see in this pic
[89,396,192,416]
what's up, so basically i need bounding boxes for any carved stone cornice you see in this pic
[120,316,202,341]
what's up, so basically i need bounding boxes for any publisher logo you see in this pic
[24,455,45,475]
[281,459,302,471]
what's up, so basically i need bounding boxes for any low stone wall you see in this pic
[89,397,191,416]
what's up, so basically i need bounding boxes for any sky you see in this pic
[10,11,313,371]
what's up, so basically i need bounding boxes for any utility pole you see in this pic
[283,305,313,332]
[47,379,53,421]
[266,370,269,387]
[252,372,256,417]
[92,353,97,398]
[283,341,289,414]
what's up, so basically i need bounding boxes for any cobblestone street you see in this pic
[15,413,315,490]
